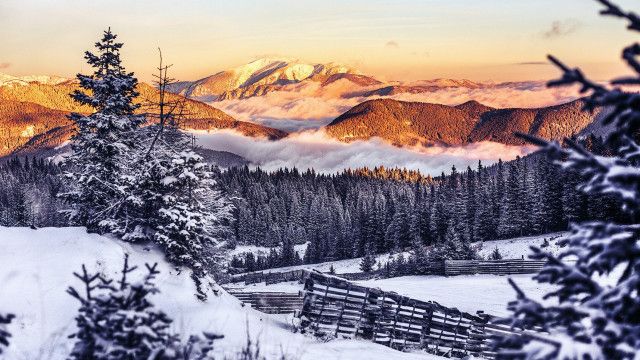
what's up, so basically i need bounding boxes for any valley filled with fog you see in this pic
[193,129,535,174]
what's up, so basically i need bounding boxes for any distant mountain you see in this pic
[325,98,479,146]
[166,58,378,101]
[0,100,71,156]
[0,72,69,87]
[0,76,286,156]
[325,98,603,146]
[468,99,603,145]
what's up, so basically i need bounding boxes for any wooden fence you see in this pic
[226,259,547,286]
[228,269,306,285]
[228,290,303,314]
[297,271,527,359]
[444,259,546,276]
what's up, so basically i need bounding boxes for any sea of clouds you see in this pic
[214,80,582,132]
[194,80,581,174]
[193,129,535,176]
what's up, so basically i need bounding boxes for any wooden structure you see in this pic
[297,270,526,359]
[228,290,303,314]
[226,259,545,286]
[227,269,305,285]
[444,259,546,276]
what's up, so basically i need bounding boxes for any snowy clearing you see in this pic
[230,232,567,277]
[473,232,567,259]
[230,242,309,258]
[0,227,444,360]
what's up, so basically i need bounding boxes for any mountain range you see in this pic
[165,58,490,102]
[0,59,607,163]
[325,98,603,146]
[0,74,286,157]
[166,57,374,101]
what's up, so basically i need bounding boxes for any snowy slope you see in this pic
[474,232,567,259]
[0,227,440,360]
[231,251,410,276]
[230,242,309,258]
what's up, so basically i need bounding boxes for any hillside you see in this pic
[325,98,602,146]
[324,98,482,146]
[0,100,71,156]
[468,99,602,145]
[0,81,286,156]
[0,226,439,360]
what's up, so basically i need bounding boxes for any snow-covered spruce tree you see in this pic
[360,245,376,273]
[63,28,144,233]
[149,142,232,300]
[137,51,233,299]
[67,255,224,360]
[0,312,14,355]
[427,221,478,261]
[496,1,640,358]
[67,255,177,359]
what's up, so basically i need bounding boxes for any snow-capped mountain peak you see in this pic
[0,72,69,87]
[167,58,361,100]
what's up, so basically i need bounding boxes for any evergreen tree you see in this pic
[498,161,525,238]
[67,256,178,359]
[428,222,478,261]
[360,245,376,273]
[490,247,503,260]
[62,28,144,233]
[0,313,14,355]
[498,2,640,358]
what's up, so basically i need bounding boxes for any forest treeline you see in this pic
[0,134,623,268]
[219,138,622,267]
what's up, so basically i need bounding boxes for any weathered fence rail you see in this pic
[228,290,303,314]
[226,259,546,286]
[444,259,546,276]
[228,269,306,285]
[297,270,530,359]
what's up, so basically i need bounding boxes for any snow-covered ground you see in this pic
[228,233,567,319]
[473,232,566,259]
[0,227,442,360]
[232,251,411,276]
[229,242,309,258]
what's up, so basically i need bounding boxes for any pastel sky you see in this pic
[0,0,637,82]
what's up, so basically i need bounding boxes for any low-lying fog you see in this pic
[215,80,581,132]
[193,129,536,175]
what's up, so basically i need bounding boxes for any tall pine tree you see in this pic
[62,28,144,233]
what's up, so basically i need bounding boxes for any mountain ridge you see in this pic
[0,78,287,157]
[325,98,605,146]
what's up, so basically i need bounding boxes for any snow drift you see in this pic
[0,227,439,360]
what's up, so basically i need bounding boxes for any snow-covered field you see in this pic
[473,232,566,259]
[0,227,444,360]
[228,233,565,319]
[231,251,411,276]
[230,242,309,258]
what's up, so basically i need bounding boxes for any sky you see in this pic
[0,0,638,83]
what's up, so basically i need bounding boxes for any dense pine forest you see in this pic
[219,144,622,268]
[2,134,623,271]
[0,157,66,227]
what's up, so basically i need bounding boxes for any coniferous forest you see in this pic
[1,138,624,270]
